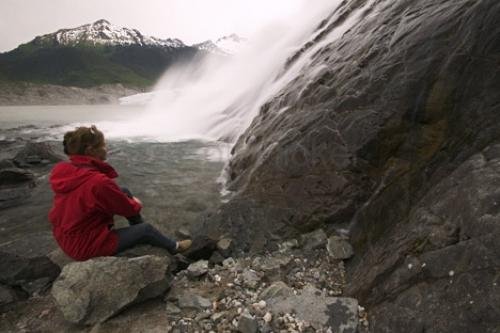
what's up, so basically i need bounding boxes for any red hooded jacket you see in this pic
[48,155,142,261]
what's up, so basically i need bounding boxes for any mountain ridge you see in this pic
[0,20,245,90]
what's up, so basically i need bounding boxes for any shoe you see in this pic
[176,239,192,253]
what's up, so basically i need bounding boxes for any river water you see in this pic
[0,104,230,256]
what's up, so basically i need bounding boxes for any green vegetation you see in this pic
[0,43,200,88]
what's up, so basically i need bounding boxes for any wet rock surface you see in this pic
[0,252,60,298]
[202,0,500,331]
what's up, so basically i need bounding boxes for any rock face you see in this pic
[203,0,500,331]
[349,145,500,332]
[0,252,60,297]
[51,255,170,325]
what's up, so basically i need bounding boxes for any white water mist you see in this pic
[102,1,341,142]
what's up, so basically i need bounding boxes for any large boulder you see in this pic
[199,0,500,331]
[0,168,35,209]
[51,255,170,325]
[0,251,60,296]
[347,144,500,332]
[13,141,64,167]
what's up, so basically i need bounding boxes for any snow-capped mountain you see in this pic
[194,34,247,55]
[33,19,185,48]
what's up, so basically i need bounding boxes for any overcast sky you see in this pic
[0,0,304,52]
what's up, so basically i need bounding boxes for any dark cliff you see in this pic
[204,0,500,331]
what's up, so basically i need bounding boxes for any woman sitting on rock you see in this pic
[48,125,191,261]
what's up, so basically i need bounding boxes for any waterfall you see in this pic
[106,0,375,144]
[109,1,340,142]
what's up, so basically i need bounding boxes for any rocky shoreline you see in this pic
[0,137,366,332]
[0,82,147,106]
[1,232,365,333]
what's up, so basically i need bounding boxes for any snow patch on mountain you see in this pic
[193,34,247,55]
[38,19,185,48]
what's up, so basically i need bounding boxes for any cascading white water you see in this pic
[104,0,376,144]
[101,0,341,142]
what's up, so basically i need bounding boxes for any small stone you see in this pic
[175,228,191,239]
[209,251,225,266]
[38,309,50,319]
[238,312,258,333]
[195,311,211,321]
[0,284,17,306]
[263,312,273,323]
[449,270,455,277]
[216,238,233,257]
[300,229,328,251]
[166,302,182,315]
[211,311,226,322]
[279,239,299,252]
[252,300,267,310]
[222,257,236,268]
[177,292,212,310]
[259,281,293,300]
[187,260,209,278]
[326,235,354,259]
[241,268,261,289]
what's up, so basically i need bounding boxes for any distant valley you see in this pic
[0,19,244,104]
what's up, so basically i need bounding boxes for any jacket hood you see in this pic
[50,155,118,193]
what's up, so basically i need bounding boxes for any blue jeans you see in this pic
[115,187,177,254]
[115,223,177,254]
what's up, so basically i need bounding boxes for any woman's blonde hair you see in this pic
[63,125,105,156]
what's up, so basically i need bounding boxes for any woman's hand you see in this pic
[132,196,142,206]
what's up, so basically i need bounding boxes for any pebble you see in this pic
[252,300,266,310]
[263,312,273,323]
[164,236,355,332]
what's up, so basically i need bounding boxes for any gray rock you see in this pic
[0,159,16,169]
[209,251,225,266]
[177,291,212,310]
[0,251,60,288]
[267,284,358,332]
[259,281,294,301]
[187,260,209,278]
[0,183,33,209]
[0,284,17,306]
[241,268,261,289]
[175,227,191,239]
[51,255,170,325]
[47,248,74,270]
[327,236,354,260]
[252,254,291,281]
[200,0,500,331]
[237,311,258,333]
[13,141,63,166]
[349,145,500,332]
[216,238,233,257]
[183,235,217,261]
[0,168,34,186]
[20,277,52,295]
[278,239,299,252]
[165,302,182,315]
[300,229,327,251]
[222,257,236,268]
